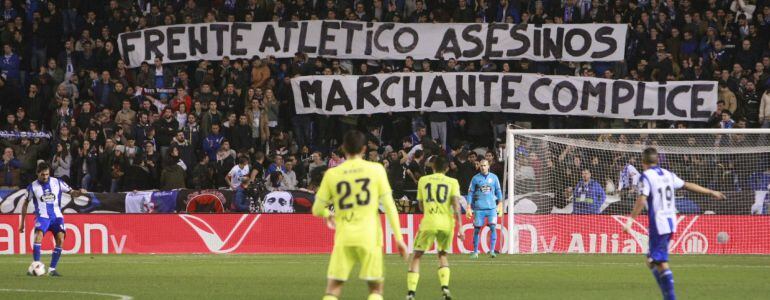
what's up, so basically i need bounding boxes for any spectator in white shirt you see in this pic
[307,151,325,183]
[282,161,298,190]
[226,156,250,190]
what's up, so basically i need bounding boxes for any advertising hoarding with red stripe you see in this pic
[0,214,766,255]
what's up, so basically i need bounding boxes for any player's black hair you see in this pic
[342,130,367,155]
[36,162,51,173]
[432,155,449,173]
[268,171,283,187]
[413,149,425,160]
[456,151,468,161]
[642,147,659,165]
[309,166,328,188]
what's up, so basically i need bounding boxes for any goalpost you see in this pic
[503,127,770,255]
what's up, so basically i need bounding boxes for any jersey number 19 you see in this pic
[657,186,674,209]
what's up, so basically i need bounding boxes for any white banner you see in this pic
[118,21,627,67]
[290,73,717,121]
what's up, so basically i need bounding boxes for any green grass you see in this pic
[0,254,768,299]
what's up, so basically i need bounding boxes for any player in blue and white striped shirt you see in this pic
[623,148,724,300]
[19,162,88,277]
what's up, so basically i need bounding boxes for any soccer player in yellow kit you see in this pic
[406,156,464,300]
[312,130,409,300]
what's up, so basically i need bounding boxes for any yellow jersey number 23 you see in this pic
[337,178,371,209]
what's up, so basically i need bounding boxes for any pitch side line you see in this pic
[0,256,770,270]
[3,258,766,269]
[0,288,133,300]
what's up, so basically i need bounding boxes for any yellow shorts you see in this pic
[327,244,383,282]
[413,228,453,253]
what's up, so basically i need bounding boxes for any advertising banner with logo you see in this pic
[0,189,124,214]
[0,189,313,214]
[0,214,767,255]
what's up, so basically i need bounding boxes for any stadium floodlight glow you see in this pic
[504,127,770,255]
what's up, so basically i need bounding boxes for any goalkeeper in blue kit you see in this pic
[466,159,503,258]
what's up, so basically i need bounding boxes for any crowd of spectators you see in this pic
[2,0,770,206]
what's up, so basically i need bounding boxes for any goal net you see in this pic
[503,128,770,255]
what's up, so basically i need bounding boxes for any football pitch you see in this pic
[0,254,768,299]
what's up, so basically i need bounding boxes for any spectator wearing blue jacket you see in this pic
[720,111,735,129]
[495,0,521,23]
[0,44,20,83]
[572,169,606,214]
[24,0,40,23]
[466,159,503,258]
[680,31,698,58]
[232,177,252,212]
[1,147,21,187]
[93,71,113,109]
[202,123,224,161]
[2,2,18,22]
[410,125,426,146]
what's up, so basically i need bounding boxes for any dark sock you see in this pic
[659,269,676,300]
[33,243,41,262]
[50,247,62,269]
